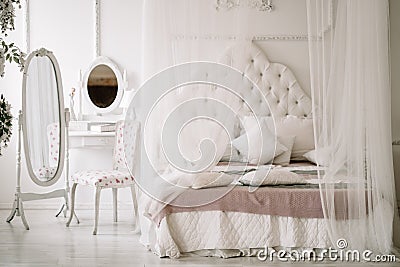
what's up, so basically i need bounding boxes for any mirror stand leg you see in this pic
[55,204,66,218]
[18,198,29,230]
[74,211,80,224]
[66,183,79,226]
[6,196,18,223]
[55,190,69,218]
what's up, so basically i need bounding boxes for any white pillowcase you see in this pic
[274,116,315,161]
[191,172,235,189]
[232,118,287,164]
[273,135,296,166]
[303,147,331,166]
[242,116,294,165]
[240,168,307,186]
[220,144,242,162]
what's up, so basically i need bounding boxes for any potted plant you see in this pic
[0,0,25,155]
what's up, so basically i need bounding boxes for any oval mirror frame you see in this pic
[83,57,124,114]
[22,48,66,187]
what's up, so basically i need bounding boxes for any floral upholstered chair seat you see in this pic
[71,170,135,187]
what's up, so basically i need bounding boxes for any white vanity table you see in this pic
[65,56,134,206]
[69,131,115,149]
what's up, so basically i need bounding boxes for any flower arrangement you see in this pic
[0,0,25,77]
[0,94,12,156]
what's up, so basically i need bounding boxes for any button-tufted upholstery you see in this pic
[219,42,312,119]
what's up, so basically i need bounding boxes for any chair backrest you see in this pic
[113,120,140,173]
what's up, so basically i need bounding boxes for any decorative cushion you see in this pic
[241,115,295,165]
[220,144,242,162]
[232,118,286,164]
[47,123,60,167]
[71,170,135,187]
[34,166,57,179]
[239,168,307,186]
[191,172,235,189]
[303,147,331,166]
[273,135,296,166]
[274,116,314,160]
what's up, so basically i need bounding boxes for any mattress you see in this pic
[154,211,333,258]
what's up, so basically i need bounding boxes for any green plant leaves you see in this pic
[0,94,13,156]
[0,0,24,77]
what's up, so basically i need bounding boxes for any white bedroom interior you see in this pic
[0,0,400,266]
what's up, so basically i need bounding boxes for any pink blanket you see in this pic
[152,184,350,225]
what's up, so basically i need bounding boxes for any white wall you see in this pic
[0,0,143,210]
[4,0,398,210]
[0,0,311,210]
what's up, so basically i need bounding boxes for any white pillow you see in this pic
[232,119,286,164]
[220,143,242,162]
[303,147,331,166]
[273,136,296,166]
[192,172,235,189]
[176,119,229,170]
[240,168,307,186]
[242,116,296,165]
[274,116,315,161]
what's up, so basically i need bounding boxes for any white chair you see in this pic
[66,120,140,235]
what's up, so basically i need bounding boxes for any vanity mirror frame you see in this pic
[22,48,66,187]
[83,56,125,114]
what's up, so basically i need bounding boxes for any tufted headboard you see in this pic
[219,42,312,119]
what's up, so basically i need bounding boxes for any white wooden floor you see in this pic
[0,209,397,267]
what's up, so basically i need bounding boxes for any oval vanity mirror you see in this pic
[22,48,65,186]
[84,57,124,114]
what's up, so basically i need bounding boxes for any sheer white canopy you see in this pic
[307,0,398,253]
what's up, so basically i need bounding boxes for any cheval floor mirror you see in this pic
[6,48,77,229]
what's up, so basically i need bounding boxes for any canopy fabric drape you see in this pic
[307,0,398,253]
[134,0,255,247]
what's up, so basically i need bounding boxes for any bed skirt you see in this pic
[152,210,334,258]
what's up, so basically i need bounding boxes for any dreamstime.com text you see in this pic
[257,239,397,263]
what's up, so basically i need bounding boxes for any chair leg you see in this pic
[130,185,140,234]
[112,188,118,223]
[66,183,77,227]
[93,186,102,235]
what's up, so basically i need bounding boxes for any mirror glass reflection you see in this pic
[25,56,61,181]
[87,64,118,108]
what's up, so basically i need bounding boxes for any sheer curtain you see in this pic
[307,0,398,253]
[132,0,253,247]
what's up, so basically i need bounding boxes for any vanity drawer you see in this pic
[69,132,115,149]
[83,136,114,147]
